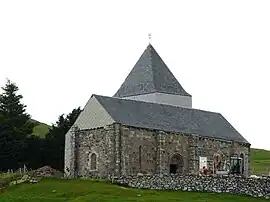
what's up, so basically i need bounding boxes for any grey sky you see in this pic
[0,0,269,150]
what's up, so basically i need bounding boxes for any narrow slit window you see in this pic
[90,153,97,170]
[139,146,142,170]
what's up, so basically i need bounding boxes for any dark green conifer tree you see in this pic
[44,107,81,171]
[0,79,34,170]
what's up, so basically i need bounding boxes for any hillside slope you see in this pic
[251,148,270,175]
[31,119,51,138]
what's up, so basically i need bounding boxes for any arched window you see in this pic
[139,146,142,170]
[90,153,97,170]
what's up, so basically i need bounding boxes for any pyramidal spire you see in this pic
[114,44,191,99]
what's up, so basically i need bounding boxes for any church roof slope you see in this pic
[94,94,249,144]
[113,44,191,98]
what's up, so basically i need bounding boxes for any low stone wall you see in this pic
[110,174,270,199]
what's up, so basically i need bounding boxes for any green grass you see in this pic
[32,122,51,138]
[31,119,51,138]
[0,172,22,185]
[0,178,268,202]
[0,173,21,180]
[251,148,270,175]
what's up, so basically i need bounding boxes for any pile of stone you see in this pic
[111,174,270,199]
[34,166,62,177]
[20,175,39,184]
[8,175,40,186]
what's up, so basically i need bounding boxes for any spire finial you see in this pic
[148,33,152,44]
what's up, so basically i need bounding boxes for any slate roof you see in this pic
[114,44,191,98]
[94,94,249,144]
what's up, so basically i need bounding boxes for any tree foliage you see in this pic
[44,107,81,171]
[0,79,34,170]
[0,79,81,171]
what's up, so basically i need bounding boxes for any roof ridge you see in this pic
[148,44,157,91]
[149,44,160,91]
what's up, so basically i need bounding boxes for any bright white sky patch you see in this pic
[0,0,269,150]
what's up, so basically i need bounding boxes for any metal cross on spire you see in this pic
[148,33,152,44]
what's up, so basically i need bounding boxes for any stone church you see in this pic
[64,43,251,178]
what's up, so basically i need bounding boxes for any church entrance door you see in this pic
[170,164,177,174]
[169,153,184,174]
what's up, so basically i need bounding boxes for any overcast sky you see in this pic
[0,1,269,150]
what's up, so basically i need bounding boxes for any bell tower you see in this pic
[113,43,192,108]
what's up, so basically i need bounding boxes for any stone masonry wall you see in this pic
[120,127,191,175]
[120,126,250,177]
[72,124,250,178]
[121,126,157,175]
[64,126,80,178]
[111,174,270,199]
[162,132,189,173]
[76,125,116,178]
[195,137,250,176]
[64,129,74,177]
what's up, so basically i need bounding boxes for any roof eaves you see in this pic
[114,90,192,98]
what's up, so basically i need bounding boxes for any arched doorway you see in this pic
[240,153,244,174]
[169,153,184,174]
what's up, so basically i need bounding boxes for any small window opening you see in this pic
[139,146,142,170]
[90,153,97,170]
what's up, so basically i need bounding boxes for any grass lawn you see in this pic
[0,178,269,202]
[32,121,51,138]
[251,148,270,175]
